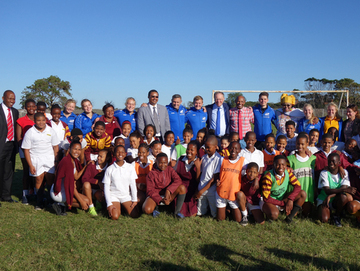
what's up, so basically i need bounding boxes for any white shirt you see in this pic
[127,147,138,159]
[239,148,264,175]
[318,169,350,189]
[331,141,345,152]
[21,125,60,157]
[174,156,197,172]
[102,162,138,207]
[308,146,319,155]
[199,152,222,193]
[50,120,66,141]
[161,144,173,160]
[2,103,14,143]
[149,103,161,137]
[211,104,226,136]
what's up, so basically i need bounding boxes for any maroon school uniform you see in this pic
[175,157,198,217]
[98,115,122,140]
[146,165,182,205]
[241,175,261,205]
[82,163,106,189]
[198,146,206,159]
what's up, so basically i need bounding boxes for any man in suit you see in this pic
[0,90,19,203]
[205,91,230,138]
[137,89,171,142]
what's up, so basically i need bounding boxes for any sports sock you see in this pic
[286,204,301,221]
[241,210,248,217]
[175,194,186,214]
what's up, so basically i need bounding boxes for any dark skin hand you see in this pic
[162,190,171,205]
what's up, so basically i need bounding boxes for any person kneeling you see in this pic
[317,152,356,227]
[261,155,306,223]
[142,153,186,218]
[103,145,139,220]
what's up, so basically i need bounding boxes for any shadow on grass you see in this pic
[200,244,287,271]
[142,260,198,271]
[266,248,360,270]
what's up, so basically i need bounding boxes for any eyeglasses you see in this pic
[282,104,292,108]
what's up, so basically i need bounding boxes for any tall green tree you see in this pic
[20,75,72,108]
[335,78,360,107]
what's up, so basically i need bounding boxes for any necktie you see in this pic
[153,106,160,134]
[7,108,14,141]
[216,107,221,136]
[238,109,243,140]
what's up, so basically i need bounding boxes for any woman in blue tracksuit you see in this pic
[185,96,207,140]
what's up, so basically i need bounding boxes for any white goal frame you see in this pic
[211,90,350,109]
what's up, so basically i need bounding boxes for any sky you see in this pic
[1,0,360,109]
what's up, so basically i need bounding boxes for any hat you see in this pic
[281,94,295,105]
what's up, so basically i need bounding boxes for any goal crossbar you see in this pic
[211,90,349,108]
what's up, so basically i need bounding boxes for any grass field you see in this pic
[1,156,360,271]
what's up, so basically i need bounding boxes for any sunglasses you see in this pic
[282,104,292,108]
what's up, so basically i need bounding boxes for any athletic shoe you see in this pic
[152,209,161,218]
[60,205,67,216]
[88,206,98,217]
[52,203,62,216]
[333,216,342,227]
[285,216,292,224]
[240,215,249,226]
[34,205,43,211]
[175,212,185,219]
[21,196,29,205]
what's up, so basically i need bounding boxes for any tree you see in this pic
[335,78,360,107]
[225,93,243,108]
[20,75,72,108]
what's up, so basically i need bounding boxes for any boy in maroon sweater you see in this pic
[142,153,187,218]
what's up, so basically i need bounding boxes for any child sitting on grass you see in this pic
[81,149,110,216]
[287,133,316,217]
[262,133,280,172]
[219,135,230,157]
[308,129,320,154]
[195,135,222,218]
[142,153,186,218]
[60,128,87,164]
[237,163,264,225]
[103,145,139,220]
[317,152,356,227]
[135,143,153,207]
[22,113,60,210]
[84,121,111,162]
[216,141,245,223]
[285,120,298,153]
[261,155,306,223]
[275,135,289,156]
[175,141,202,217]
[51,139,91,216]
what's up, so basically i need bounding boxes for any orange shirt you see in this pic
[217,157,245,201]
[135,160,153,184]
[262,149,281,167]
[323,116,340,135]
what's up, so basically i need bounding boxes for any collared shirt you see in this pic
[211,104,226,136]
[229,107,254,139]
[2,103,14,142]
[199,152,222,192]
[149,103,161,137]
[239,148,264,175]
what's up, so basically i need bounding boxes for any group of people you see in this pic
[2,89,360,227]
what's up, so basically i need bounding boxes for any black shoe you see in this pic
[52,203,62,215]
[333,216,342,227]
[60,205,67,216]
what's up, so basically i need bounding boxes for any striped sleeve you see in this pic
[105,134,111,148]
[261,172,273,200]
[287,170,301,201]
[64,125,71,139]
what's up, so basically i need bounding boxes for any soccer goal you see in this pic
[211,90,350,109]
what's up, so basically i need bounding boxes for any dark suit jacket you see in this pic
[341,118,360,142]
[0,103,19,154]
[205,102,230,135]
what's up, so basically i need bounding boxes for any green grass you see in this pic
[2,156,360,270]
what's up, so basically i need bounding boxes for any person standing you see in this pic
[252,92,276,150]
[166,94,186,141]
[185,95,207,140]
[206,91,230,139]
[229,95,254,149]
[137,90,170,142]
[114,97,137,133]
[0,90,19,203]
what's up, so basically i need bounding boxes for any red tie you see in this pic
[238,109,243,140]
[7,108,14,141]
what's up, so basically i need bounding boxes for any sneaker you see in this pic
[34,205,43,211]
[88,206,98,217]
[333,216,342,227]
[60,205,68,216]
[175,212,185,219]
[21,196,29,205]
[285,216,292,224]
[52,203,62,216]
[240,215,249,226]
[152,209,161,218]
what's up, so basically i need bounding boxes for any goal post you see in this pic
[211,90,350,109]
